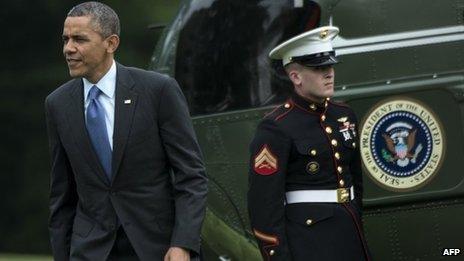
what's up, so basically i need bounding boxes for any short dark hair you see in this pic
[67,1,120,37]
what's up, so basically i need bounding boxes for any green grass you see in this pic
[0,254,52,261]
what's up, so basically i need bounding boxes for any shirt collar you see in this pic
[83,60,117,100]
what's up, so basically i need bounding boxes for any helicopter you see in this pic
[149,0,464,260]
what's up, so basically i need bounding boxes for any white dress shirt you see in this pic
[83,60,116,149]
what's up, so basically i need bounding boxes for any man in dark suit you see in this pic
[45,2,208,260]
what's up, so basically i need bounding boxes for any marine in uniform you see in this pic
[248,26,371,261]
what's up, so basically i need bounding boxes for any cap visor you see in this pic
[299,55,339,67]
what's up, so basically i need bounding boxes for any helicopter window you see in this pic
[173,0,321,116]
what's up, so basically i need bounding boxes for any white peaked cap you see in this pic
[269,26,340,66]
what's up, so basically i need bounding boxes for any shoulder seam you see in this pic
[263,105,282,119]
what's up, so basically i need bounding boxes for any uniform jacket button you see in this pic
[339,179,345,187]
[309,149,317,156]
[306,219,313,225]
[331,139,338,146]
[269,250,275,256]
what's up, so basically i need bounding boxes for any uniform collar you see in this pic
[83,60,116,100]
[291,92,329,113]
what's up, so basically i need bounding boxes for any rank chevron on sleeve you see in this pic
[254,145,279,175]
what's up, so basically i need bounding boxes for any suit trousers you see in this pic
[107,227,139,261]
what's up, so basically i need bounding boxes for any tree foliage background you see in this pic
[0,0,181,254]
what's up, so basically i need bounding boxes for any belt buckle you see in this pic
[337,188,350,203]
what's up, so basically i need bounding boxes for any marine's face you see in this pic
[290,65,335,102]
[62,16,113,83]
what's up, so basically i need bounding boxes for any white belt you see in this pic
[285,186,354,204]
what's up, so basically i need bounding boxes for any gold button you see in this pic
[306,219,313,225]
[339,179,345,187]
[269,250,275,256]
[331,139,338,146]
[321,115,326,121]
[352,142,356,148]
[284,103,290,108]
[310,149,317,156]
[310,104,317,110]
[334,152,340,160]
[325,126,332,134]
[326,97,330,101]
[337,166,343,174]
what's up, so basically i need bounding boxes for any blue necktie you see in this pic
[86,85,112,180]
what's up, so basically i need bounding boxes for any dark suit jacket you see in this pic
[45,63,208,261]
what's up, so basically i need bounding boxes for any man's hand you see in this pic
[164,247,190,261]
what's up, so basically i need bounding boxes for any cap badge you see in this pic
[320,30,329,39]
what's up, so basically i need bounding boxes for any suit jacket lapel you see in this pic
[66,79,110,185]
[111,63,137,183]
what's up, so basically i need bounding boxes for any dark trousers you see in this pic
[107,227,139,261]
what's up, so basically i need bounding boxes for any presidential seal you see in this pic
[360,98,444,191]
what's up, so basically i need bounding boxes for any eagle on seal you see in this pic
[382,129,417,167]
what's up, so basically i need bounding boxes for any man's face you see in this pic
[62,16,112,83]
[290,65,335,102]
